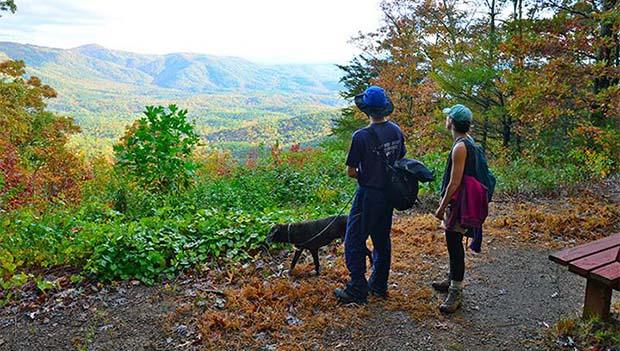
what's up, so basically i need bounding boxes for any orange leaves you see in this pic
[0,140,34,210]
[267,143,319,169]
[0,60,87,210]
[0,139,89,210]
[193,212,448,349]
[198,254,347,346]
[489,197,620,245]
[199,270,351,347]
[195,148,234,178]
[0,59,25,77]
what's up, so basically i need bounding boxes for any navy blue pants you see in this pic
[344,186,393,299]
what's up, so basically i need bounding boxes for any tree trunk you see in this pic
[592,0,618,126]
[593,0,614,93]
[482,114,489,151]
[489,0,497,64]
[502,114,511,147]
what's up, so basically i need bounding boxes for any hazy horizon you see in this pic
[0,0,383,65]
[0,40,349,66]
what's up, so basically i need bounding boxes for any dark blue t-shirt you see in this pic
[346,121,406,189]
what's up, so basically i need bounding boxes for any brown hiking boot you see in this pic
[431,277,451,293]
[439,287,462,314]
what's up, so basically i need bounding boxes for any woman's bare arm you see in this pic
[435,142,466,219]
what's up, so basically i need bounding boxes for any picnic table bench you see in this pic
[549,233,620,320]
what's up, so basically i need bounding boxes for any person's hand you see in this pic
[434,207,445,221]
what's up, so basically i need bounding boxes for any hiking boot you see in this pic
[431,277,451,293]
[334,288,368,305]
[369,289,388,299]
[439,287,462,314]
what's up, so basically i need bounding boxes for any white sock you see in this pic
[450,280,463,289]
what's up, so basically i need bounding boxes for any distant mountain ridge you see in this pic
[0,42,342,94]
[0,41,343,156]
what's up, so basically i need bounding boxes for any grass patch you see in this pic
[548,316,620,350]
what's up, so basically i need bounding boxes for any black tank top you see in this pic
[440,137,477,197]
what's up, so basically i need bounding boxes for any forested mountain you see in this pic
[0,42,341,94]
[0,42,344,156]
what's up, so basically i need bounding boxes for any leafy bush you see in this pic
[113,105,200,192]
[0,143,357,285]
[568,124,620,179]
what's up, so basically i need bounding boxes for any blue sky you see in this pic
[0,0,383,64]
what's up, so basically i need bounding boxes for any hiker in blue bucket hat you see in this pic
[353,85,394,118]
[334,86,406,304]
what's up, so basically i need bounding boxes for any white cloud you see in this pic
[0,0,383,63]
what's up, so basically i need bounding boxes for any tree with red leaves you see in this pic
[0,60,87,210]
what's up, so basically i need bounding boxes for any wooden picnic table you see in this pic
[549,233,620,320]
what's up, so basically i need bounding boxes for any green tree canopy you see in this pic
[0,0,16,16]
[114,105,200,192]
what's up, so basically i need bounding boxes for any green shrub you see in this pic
[2,131,616,288]
[113,105,200,192]
[0,144,357,284]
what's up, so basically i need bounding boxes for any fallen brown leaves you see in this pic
[178,193,620,349]
[488,196,620,246]
[189,213,447,350]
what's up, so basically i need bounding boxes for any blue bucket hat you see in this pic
[442,104,473,123]
[354,86,394,118]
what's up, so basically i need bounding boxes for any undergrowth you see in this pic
[548,315,620,351]
[1,135,617,301]
[0,144,355,295]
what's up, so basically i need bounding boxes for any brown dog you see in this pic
[266,215,373,275]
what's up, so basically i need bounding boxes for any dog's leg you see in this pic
[366,248,373,267]
[290,249,303,276]
[311,249,320,275]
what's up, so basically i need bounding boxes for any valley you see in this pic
[0,42,344,156]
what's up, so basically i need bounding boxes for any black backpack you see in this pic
[366,127,419,211]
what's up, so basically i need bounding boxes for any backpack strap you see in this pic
[453,135,479,179]
[365,126,391,189]
[365,126,389,165]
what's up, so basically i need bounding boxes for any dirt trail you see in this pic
[1,186,619,351]
[323,240,598,351]
[2,240,604,351]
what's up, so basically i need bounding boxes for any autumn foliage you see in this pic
[337,0,620,176]
[0,60,87,210]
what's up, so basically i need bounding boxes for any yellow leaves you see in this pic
[0,59,25,78]
[194,148,233,178]
[315,186,338,204]
[0,249,16,277]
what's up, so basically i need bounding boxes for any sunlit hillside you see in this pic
[0,41,344,156]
